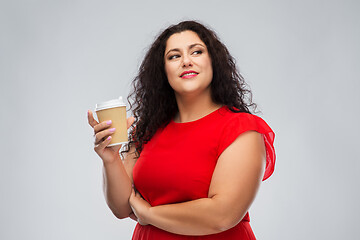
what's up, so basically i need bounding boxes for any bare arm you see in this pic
[102,147,137,219]
[88,110,136,219]
[130,130,266,235]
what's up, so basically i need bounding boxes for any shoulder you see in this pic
[217,106,264,130]
[216,106,276,181]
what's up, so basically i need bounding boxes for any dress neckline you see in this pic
[170,105,227,126]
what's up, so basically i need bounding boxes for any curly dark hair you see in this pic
[122,20,257,158]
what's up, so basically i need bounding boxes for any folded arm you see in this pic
[129,130,266,235]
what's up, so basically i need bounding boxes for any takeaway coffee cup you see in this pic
[95,96,128,147]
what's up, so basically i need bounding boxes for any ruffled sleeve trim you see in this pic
[217,112,276,181]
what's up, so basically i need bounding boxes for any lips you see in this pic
[180,70,199,78]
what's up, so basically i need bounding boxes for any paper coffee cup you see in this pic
[95,96,128,147]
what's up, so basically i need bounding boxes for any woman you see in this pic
[88,20,275,239]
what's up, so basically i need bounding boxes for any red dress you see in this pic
[132,106,276,239]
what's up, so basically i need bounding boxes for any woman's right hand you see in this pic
[87,110,135,164]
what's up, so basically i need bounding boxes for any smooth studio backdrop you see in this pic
[0,0,359,239]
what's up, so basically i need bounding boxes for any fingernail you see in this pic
[107,136,112,141]
[107,120,112,125]
[109,128,116,133]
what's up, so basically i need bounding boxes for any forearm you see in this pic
[146,197,245,236]
[103,158,133,219]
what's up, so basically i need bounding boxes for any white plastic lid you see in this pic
[95,96,126,111]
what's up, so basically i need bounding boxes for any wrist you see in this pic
[144,206,153,225]
[102,154,122,167]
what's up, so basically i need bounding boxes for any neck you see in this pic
[174,88,222,123]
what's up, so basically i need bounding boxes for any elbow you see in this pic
[113,213,128,219]
[110,208,132,220]
[215,222,235,233]
[207,199,246,233]
[105,198,133,220]
[212,214,242,233]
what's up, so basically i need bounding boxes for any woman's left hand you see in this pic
[129,189,151,225]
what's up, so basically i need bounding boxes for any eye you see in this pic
[168,54,180,60]
[192,50,203,55]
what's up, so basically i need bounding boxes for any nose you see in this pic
[182,54,193,67]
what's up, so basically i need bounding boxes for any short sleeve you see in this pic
[217,113,276,181]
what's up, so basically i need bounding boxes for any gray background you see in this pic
[1,0,359,239]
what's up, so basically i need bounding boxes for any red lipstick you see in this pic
[180,70,198,79]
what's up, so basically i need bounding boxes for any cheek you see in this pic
[164,64,176,88]
[205,60,213,80]
[164,63,175,78]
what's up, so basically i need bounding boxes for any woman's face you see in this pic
[164,30,213,98]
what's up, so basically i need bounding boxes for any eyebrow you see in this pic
[165,43,205,57]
